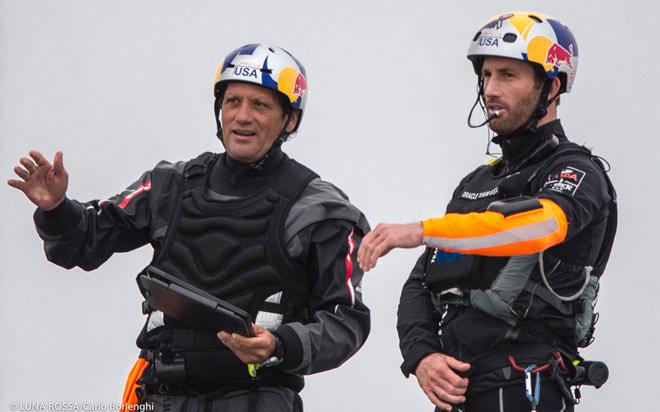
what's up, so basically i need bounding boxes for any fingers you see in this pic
[7,178,26,191]
[13,165,30,180]
[433,374,468,398]
[426,379,466,407]
[356,231,372,268]
[420,384,454,411]
[358,225,386,271]
[420,377,465,410]
[53,151,65,173]
[446,355,472,373]
[10,151,53,183]
[217,329,275,363]
[29,150,51,168]
[358,222,425,271]
[416,353,469,408]
[218,331,231,343]
[19,157,38,173]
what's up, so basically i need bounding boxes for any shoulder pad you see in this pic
[153,159,187,174]
[184,152,218,177]
[285,178,369,240]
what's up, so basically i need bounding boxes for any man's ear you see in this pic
[548,77,562,101]
[285,110,300,133]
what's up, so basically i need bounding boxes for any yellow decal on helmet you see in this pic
[508,12,548,40]
[278,66,305,104]
[527,36,555,73]
[214,58,225,85]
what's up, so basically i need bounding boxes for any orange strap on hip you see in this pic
[121,357,149,407]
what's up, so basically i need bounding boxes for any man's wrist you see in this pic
[34,197,83,236]
[273,334,285,359]
[42,195,66,212]
[262,333,285,368]
[272,325,303,370]
[415,221,424,244]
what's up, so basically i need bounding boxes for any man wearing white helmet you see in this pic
[8,44,370,412]
[357,12,616,411]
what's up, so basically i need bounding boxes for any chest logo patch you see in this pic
[544,166,586,196]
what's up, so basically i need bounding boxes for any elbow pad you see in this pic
[487,196,543,217]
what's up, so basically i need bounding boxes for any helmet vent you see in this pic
[529,14,543,23]
[503,33,517,43]
[268,47,275,52]
[472,31,482,42]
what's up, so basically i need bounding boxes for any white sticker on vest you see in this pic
[544,166,586,196]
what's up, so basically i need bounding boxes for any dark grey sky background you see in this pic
[2,1,658,409]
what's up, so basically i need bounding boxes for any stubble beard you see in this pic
[488,89,541,135]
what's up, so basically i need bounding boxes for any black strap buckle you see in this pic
[154,352,186,384]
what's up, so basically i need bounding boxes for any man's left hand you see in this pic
[357,222,424,271]
[218,324,276,364]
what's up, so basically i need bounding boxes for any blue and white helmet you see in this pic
[467,12,578,94]
[214,44,308,134]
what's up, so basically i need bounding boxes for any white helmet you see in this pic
[213,44,308,137]
[467,11,578,94]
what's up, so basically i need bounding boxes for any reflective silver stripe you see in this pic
[424,217,558,251]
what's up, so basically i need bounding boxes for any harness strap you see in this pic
[522,282,576,315]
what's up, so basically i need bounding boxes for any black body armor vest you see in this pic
[137,152,318,389]
[424,140,617,350]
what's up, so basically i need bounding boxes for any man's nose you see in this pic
[483,78,500,100]
[235,103,253,123]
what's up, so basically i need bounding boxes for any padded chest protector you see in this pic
[153,155,318,322]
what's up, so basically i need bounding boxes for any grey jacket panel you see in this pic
[285,177,369,244]
[283,301,369,375]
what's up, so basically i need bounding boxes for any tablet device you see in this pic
[137,266,254,337]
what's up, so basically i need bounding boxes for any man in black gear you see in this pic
[357,12,616,412]
[8,44,370,412]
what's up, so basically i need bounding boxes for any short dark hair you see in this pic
[531,63,546,90]
[275,92,294,117]
[530,63,561,105]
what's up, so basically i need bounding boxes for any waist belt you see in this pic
[139,348,304,395]
[465,342,559,376]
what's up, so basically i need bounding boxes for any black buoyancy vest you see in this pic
[137,152,318,387]
[424,141,617,349]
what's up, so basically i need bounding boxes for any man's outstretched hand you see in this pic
[357,222,424,271]
[8,150,68,210]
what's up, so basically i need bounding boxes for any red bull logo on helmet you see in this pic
[293,73,307,97]
[546,42,574,70]
[277,66,307,108]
